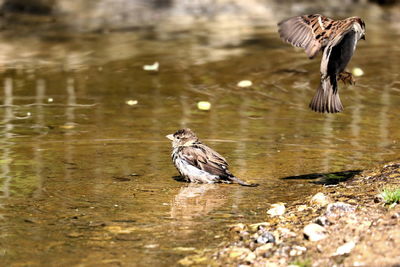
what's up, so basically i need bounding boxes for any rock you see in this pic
[289,245,307,256]
[226,247,255,263]
[326,202,356,217]
[310,192,332,207]
[333,241,356,256]
[314,216,332,226]
[249,222,270,232]
[297,204,308,211]
[256,231,275,244]
[267,203,286,217]
[255,243,274,256]
[277,227,296,238]
[230,223,247,233]
[303,223,327,241]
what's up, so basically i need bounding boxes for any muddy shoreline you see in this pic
[179,161,400,266]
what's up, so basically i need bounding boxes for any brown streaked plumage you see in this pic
[166,128,258,187]
[278,14,366,113]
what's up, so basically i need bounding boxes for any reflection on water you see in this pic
[0,4,399,266]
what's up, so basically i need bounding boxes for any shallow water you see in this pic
[0,6,400,267]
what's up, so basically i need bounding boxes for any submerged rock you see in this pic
[303,223,327,241]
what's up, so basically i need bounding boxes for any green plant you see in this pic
[290,258,312,267]
[380,187,400,207]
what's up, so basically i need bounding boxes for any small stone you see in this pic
[277,227,296,238]
[314,216,332,227]
[243,251,256,263]
[352,67,364,77]
[333,241,356,256]
[303,223,327,241]
[310,192,332,207]
[267,203,286,217]
[326,202,356,217]
[289,245,306,256]
[256,231,275,244]
[297,204,308,211]
[226,247,253,260]
[237,80,253,88]
[249,222,270,231]
[197,101,211,111]
[255,243,274,256]
[230,223,247,233]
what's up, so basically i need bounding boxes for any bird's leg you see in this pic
[338,71,355,85]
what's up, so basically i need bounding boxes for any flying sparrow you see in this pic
[278,14,366,113]
[166,128,258,186]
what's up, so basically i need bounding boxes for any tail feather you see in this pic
[229,176,259,187]
[309,78,343,113]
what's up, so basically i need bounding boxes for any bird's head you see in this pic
[352,17,366,40]
[166,128,199,148]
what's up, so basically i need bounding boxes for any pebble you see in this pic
[255,243,274,256]
[310,192,332,207]
[333,241,356,256]
[289,245,307,256]
[267,203,286,217]
[256,231,275,244]
[314,216,332,227]
[303,223,327,241]
[326,202,356,217]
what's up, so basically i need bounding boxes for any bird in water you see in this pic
[278,14,366,113]
[166,128,258,187]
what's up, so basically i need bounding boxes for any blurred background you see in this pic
[0,1,399,266]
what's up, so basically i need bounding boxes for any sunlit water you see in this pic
[0,6,399,266]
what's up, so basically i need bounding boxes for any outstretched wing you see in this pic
[178,144,230,177]
[278,14,335,59]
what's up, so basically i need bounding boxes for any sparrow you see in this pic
[166,128,258,186]
[278,14,366,113]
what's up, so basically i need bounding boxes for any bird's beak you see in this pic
[361,35,365,40]
[166,134,174,141]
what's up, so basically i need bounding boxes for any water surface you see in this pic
[0,6,399,266]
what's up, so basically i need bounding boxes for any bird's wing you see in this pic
[179,144,230,177]
[278,14,335,59]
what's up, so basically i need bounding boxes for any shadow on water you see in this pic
[281,170,362,185]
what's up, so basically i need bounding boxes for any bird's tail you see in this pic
[309,78,343,113]
[230,176,259,187]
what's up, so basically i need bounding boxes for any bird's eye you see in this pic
[176,136,180,139]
